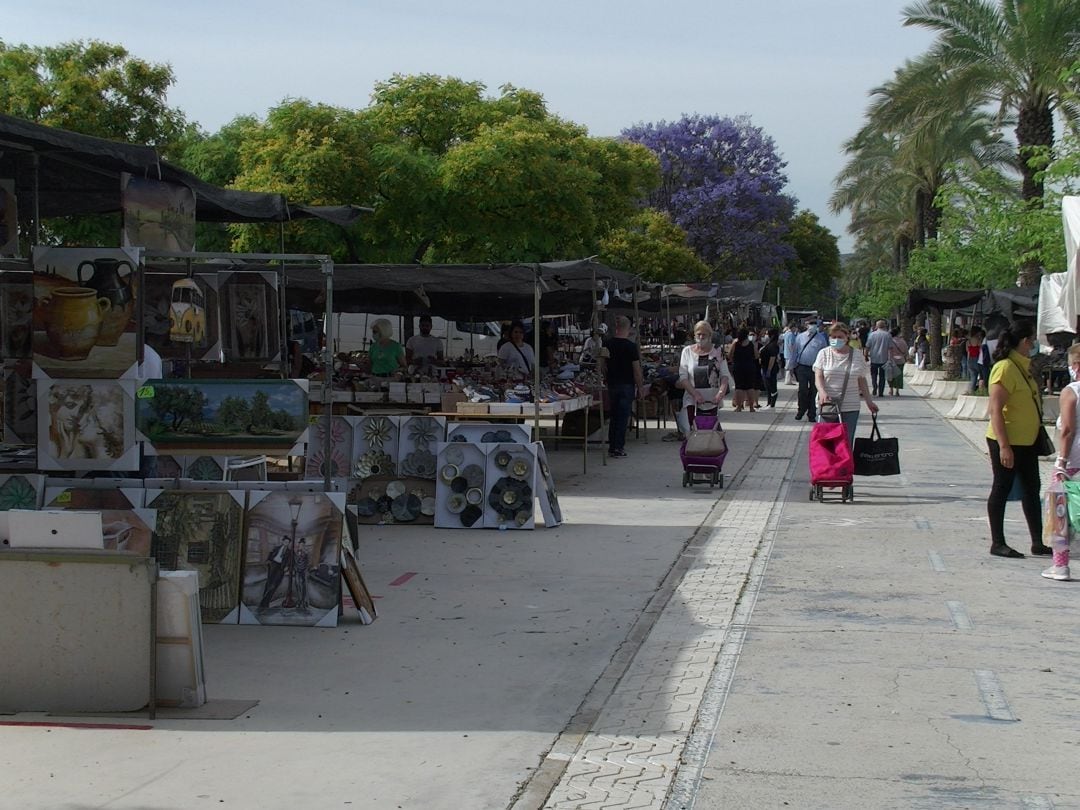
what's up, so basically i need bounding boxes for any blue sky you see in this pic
[5,1,938,252]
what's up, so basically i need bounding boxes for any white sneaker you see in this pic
[1041,565,1071,581]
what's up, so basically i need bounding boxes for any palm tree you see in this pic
[902,0,1080,204]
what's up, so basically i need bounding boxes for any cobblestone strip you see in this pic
[541,454,791,809]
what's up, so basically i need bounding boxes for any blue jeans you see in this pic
[840,410,860,449]
[870,363,886,396]
[607,383,636,452]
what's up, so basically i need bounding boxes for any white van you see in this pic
[332,313,502,359]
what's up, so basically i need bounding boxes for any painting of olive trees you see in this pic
[136,379,307,453]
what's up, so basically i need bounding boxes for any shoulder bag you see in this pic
[1009,358,1054,456]
[818,350,853,423]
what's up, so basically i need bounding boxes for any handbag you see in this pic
[1009,359,1054,456]
[853,414,901,476]
[818,350,853,424]
[685,425,727,457]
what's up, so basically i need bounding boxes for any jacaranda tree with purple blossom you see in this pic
[622,114,796,280]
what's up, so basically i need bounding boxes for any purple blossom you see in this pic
[622,114,796,280]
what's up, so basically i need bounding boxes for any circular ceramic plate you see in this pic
[444,446,465,466]
[391,493,422,522]
[440,464,459,483]
[462,464,484,489]
[510,458,531,480]
[502,487,520,507]
[494,451,511,469]
[460,504,482,527]
[376,495,393,514]
[514,509,531,526]
[447,493,467,514]
[494,430,513,442]
[466,487,483,505]
[355,497,379,517]
[450,476,468,494]
[386,480,406,499]
[420,496,437,516]
[480,431,498,443]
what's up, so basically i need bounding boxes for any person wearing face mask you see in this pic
[727,327,760,411]
[793,321,828,421]
[677,320,731,420]
[758,327,781,408]
[1046,343,1080,580]
[812,322,877,447]
[985,320,1053,559]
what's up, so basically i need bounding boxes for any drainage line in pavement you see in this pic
[664,428,805,810]
[506,408,791,810]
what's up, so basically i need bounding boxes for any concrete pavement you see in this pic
[2,383,1077,809]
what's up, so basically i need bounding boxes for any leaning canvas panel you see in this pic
[0,272,33,360]
[3,360,35,444]
[218,271,281,363]
[484,442,537,530]
[534,442,563,528]
[396,415,445,480]
[31,246,140,379]
[42,486,155,556]
[353,476,436,526]
[36,379,139,471]
[233,490,345,628]
[446,422,531,445]
[353,415,400,480]
[303,415,355,482]
[121,173,196,253]
[135,378,308,454]
[433,441,487,529]
[146,488,247,624]
[142,271,222,362]
[0,473,44,544]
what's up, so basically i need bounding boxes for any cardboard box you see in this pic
[441,392,467,412]
[457,402,489,414]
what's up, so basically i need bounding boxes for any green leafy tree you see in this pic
[248,391,273,430]
[598,209,710,282]
[779,210,842,314]
[215,396,251,429]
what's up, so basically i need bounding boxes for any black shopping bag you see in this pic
[853,414,900,476]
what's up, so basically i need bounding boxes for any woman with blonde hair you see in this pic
[369,318,405,376]
[678,320,731,419]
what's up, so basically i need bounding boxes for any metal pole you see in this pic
[533,266,541,440]
[322,258,334,492]
[31,153,40,243]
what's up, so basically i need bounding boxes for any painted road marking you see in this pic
[928,551,947,572]
[947,601,973,631]
[389,572,417,586]
[975,669,1016,722]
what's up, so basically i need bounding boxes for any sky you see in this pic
[4,0,939,253]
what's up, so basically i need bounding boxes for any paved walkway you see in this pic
[3,383,1078,809]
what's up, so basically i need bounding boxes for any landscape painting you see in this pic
[146,488,246,623]
[31,246,139,379]
[135,379,308,453]
[121,173,196,252]
[37,379,139,471]
[234,490,344,627]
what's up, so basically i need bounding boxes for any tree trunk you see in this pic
[1016,102,1054,201]
[926,202,941,241]
[914,188,928,247]
[929,309,943,368]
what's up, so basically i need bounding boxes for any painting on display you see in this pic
[232,490,345,627]
[352,476,435,526]
[43,487,155,556]
[142,272,221,361]
[396,415,444,480]
[37,379,139,471]
[0,179,17,256]
[31,246,140,379]
[0,473,44,544]
[354,415,400,480]
[121,173,196,252]
[219,272,281,363]
[304,415,355,482]
[146,488,246,623]
[2,361,35,445]
[135,379,307,453]
[0,273,33,360]
[341,543,376,625]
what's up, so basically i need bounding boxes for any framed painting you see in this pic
[31,246,140,379]
[43,486,155,556]
[341,543,376,625]
[142,271,221,361]
[232,490,345,627]
[135,378,308,453]
[304,415,355,483]
[121,173,196,253]
[37,379,138,471]
[3,360,35,444]
[146,488,246,623]
[0,272,33,360]
[219,272,281,363]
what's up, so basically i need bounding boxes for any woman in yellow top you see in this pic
[985,320,1052,559]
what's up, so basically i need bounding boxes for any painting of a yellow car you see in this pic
[169,278,206,344]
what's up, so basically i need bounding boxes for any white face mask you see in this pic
[1071,366,1080,382]
[696,336,710,348]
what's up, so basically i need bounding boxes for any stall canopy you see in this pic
[0,113,368,226]
[278,260,641,319]
[1055,195,1080,329]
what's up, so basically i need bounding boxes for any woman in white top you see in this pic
[812,321,878,447]
[1047,343,1080,581]
[497,320,535,376]
[677,320,731,421]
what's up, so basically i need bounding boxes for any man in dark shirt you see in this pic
[601,316,645,458]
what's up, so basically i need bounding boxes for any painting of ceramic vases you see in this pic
[31,246,139,379]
